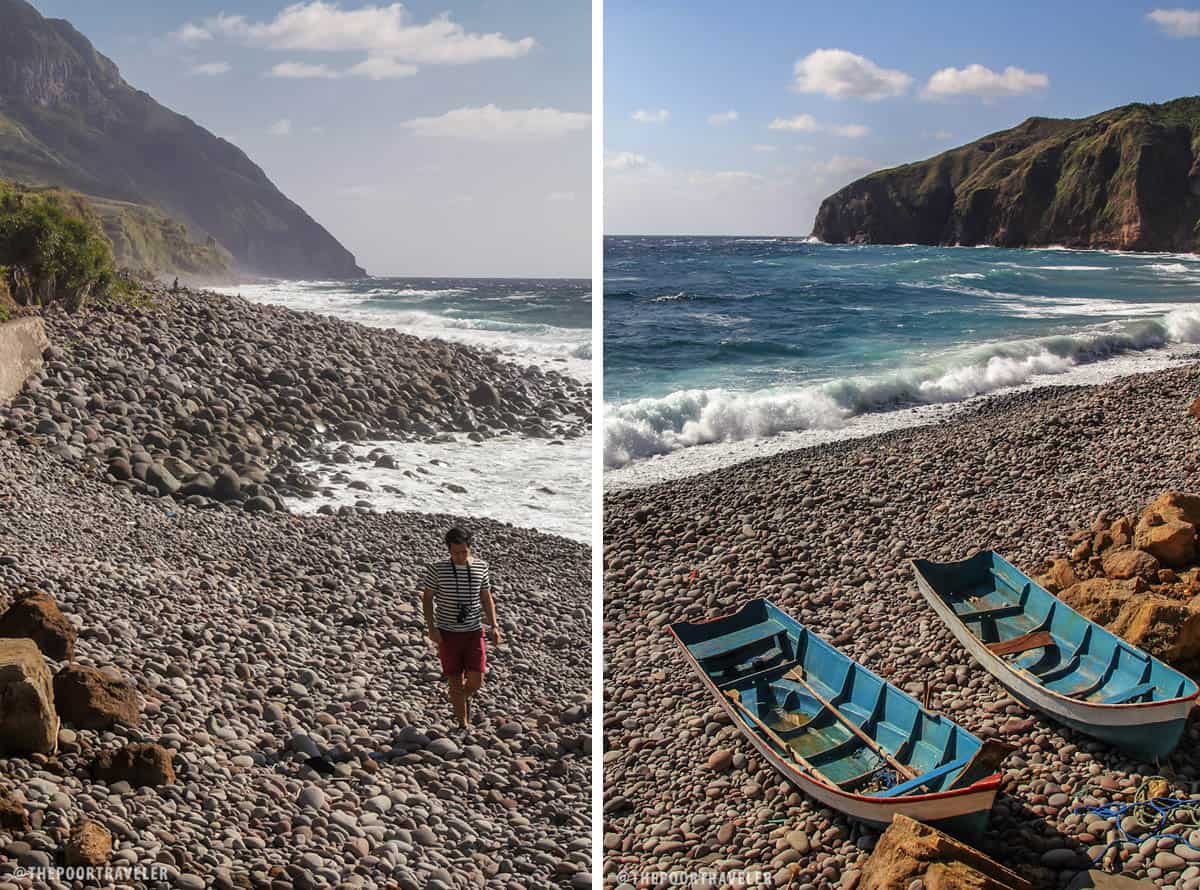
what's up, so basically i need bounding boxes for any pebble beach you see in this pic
[603,357,1200,889]
[0,287,592,889]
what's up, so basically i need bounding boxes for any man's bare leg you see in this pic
[464,671,484,725]
[448,675,468,728]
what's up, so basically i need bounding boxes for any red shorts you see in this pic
[437,629,487,677]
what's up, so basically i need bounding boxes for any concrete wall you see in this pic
[0,317,48,404]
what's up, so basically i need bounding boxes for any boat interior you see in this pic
[676,600,984,797]
[917,552,1196,705]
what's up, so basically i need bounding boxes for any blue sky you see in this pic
[33,1,591,277]
[605,0,1200,236]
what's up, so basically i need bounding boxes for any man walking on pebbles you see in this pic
[422,527,502,730]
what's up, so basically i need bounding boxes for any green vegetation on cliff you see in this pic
[0,178,117,311]
[813,97,1200,252]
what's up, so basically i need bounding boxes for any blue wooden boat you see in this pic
[670,599,1006,839]
[912,551,1199,758]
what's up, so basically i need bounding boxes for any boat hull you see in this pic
[706,677,998,838]
[671,601,1001,840]
[912,553,1197,759]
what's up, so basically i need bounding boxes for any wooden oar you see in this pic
[943,738,1015,790]
[783,667,918,782]
[723,689,829,782]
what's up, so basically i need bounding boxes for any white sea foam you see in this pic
[604,309,1200,469]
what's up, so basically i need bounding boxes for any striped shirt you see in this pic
[422,559,492,631]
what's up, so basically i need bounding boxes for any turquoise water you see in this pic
[605,237,1200,468]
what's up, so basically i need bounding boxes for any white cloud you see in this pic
[605,151,652,172]
[829,123,870,139]
[751,144,777,153]
[401,105,590,141]
[768,113,819,132]
[174,2,535,80]
[189,61,231,76]
[792,49,912,101]
[632,109,670,123]
[768,115,868,138]
[547,191,575,202]
[687,170,763,187]
[346,57,419,79]
[923,64,1049,100]
[707,110,739,126]
[172,22,212,43]
[932,129,954,140]
[1148,8,1200,36]
[269,61,341,79]
[269,118,293,136]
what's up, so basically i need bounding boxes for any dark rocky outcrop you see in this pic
[0,0,363,280]
[0,589,75,660]
[813,97,1200,252]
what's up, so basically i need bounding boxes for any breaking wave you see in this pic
[604,309,1200,468]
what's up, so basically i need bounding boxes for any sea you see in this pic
[213,277,592,542]
[605,236,1200,485]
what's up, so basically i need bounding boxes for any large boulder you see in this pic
[0,590,76,660]
[468,382,502,408]
[0,638,59,755]
[1059,581,1200,667]
[91,743,176,787]
[65,819,112,867]
[1134,492,1200,567]
[53,665,140,730]
[1101,548,1161,582]
[861,814,1032,890]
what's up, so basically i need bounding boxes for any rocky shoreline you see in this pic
[0,287,592,888]
[1,284,590,517]
[604,361,1200,889]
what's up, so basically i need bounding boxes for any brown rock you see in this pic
[0,638,59,755]
[1189,396,1200,420]
[1110,517,1134,549]
[1093,531,1115,554]
[0,591,75,661]
[1061,580,1200,666]
[53,665,140,730]
[1059,578,1140,626]
[1102,548,1161,582]
[1038,559,1079,594]
[92,743,175,787]
[65,819,112,867]
[705,748,734,771]
[1135,519,1196,568]
[861,814,1032,890]
[1134,493,1200,567]
[0,788,29,831]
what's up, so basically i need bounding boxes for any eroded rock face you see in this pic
[0,589,76,660]
[53,664,140,730]
[0,637,58,755]
[860,814,1032,890]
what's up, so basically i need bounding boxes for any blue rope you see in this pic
[1071,776,1200,869]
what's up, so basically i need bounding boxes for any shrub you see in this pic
[0,186,117,312]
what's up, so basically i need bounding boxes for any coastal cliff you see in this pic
[813,97,1200,252]
[0,0,364,279]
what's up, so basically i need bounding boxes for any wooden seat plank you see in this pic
[986,630,1055,658]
